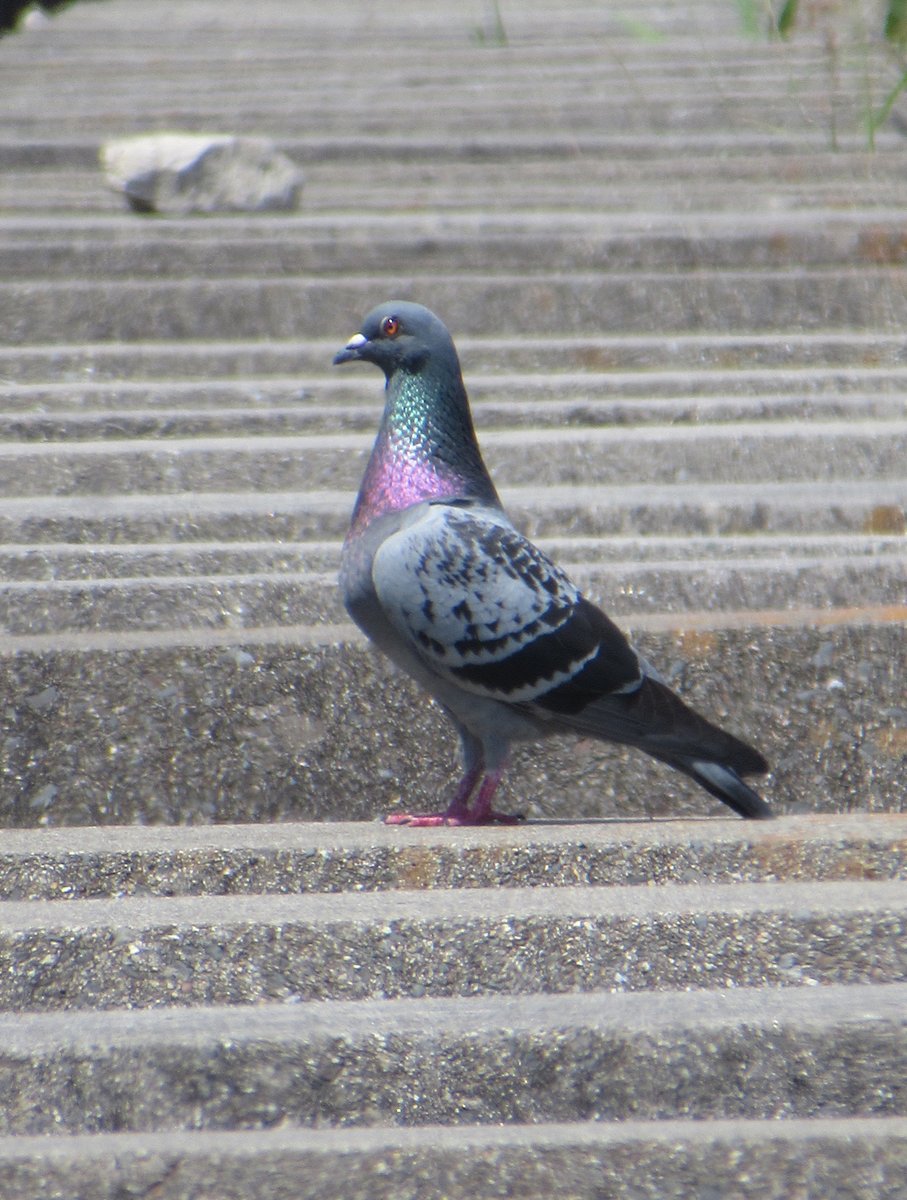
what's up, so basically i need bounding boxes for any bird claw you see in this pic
[384,809,526,827]
[383,813,455,827]
[477,809,526,825]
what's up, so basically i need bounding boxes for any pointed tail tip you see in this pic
[738,793,775,820]
[689,759,774,820]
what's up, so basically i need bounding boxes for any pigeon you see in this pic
[334,301,772,825]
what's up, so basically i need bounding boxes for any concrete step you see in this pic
[0,540,342,581]
[1,386,904,437]
[6,211,907,277]
[2,814,903,899]
[0,420,902,497]
[2,30,897,158]
[0,533,902,583]
[2,981,905,1134]
[3,333,907,382]
[3,270,905,343]
[2,73,892,145]
[0,43,866,93]
[5,132,903,170]
[2,876,905,1011]
[11,50,867,109]
[0,813,903,1197]
[0,616,903,826]
[11,169,907,215]
[0,555,902,635]
[3,0,907,1195]
[0,479,902,545]
[1,1117,905,1200]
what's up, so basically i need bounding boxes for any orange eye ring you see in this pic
[380,315,400,338]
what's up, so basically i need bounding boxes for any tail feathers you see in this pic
[630,678,773,819]
[666,757,773,820]
[543,674,772,819]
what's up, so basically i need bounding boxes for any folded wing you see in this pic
[372,501,770,819]
[371,502,643,704]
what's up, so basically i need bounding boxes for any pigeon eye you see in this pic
[380,315,400,338]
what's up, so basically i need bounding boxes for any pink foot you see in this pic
[384,811,453,827]
[383,764,523,827]
[384,808,525,827]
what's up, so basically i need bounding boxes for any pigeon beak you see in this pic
[332,332,368,365]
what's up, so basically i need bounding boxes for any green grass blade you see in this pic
[776,0,799,38]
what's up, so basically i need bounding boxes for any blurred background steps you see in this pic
[1,0,906,1196]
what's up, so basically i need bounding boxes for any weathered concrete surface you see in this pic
[0,421,904,496]
[5,209,907,277]
[1,983,905,1134]
[0,618,903,825]
[0,533,902,582]
[0,389,905,438]
[0,557,903,635]
[0,814,901,1198]
[0,480,903,546]
[2,877,905,1010]
[1,813,904,898]
[4,271,907,343]
[1,1118,906,1200]
[1,0,906,1195]
[0,330,905,382]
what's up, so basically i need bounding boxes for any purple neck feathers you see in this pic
[347,366,499,538]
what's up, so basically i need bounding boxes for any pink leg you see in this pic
[385,763,524,827]
[384,761,481,827]
[468,766,525,825]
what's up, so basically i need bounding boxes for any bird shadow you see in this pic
[504,815,746,827]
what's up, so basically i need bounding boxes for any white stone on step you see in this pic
[100,133,304,214]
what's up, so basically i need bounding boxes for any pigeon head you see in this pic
[333,301,457,381]
[334,301,501,535]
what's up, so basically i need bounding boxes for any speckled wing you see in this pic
[370,502,642,707]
